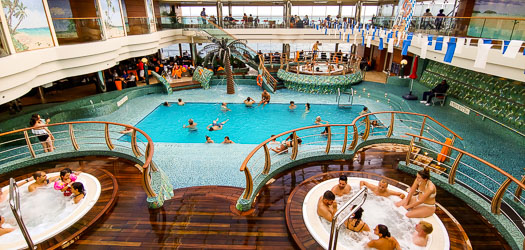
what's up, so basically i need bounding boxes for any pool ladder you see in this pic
[9,178,35,249]
[336,87,354,108]
[328,187,368,250]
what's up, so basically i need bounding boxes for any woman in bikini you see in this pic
[395,167,436,218]
[344,205,370,232]
[29,116,54,152]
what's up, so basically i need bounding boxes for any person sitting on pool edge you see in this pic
[0,215,14,236]
[183,119,197,130]
[222,136,234,144]
[71,182,86,204]
[271,138,302,154]
[244,97,255,107]
[178,98,185,106]
[331,175,351,196]
[344,205,370,232]
[395,167,436,218]
[412,221,433,247]
[317,190,337,222]
[221,102,231,111]
[205,136,214,143]
[360,179,405,200]
[289,101,297,110]
[207,118,229,131]
[367,224,401,250]
[259,90,271,106]
[28,171,61,192]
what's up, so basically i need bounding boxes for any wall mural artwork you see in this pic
[100,0,125,38]
[2,0,53,52]
[467,0,525,40]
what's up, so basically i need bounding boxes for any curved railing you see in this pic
[238,111,463,206]
[0,121,157,199]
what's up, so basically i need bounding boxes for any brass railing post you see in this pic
[406,137,415,165]
[491,178,512,214]
[419,117,427,141]
[291,132,299,160]
[325,126,332,154]
[242,167,253,199]
[131,129,143,157]
[514,175,525,202]
[387,113,394,138]
[68,124,79,151]
[448,152,464,184]
[349,125,358,150]
[362,116,370,140]
[341,126,348,153]
[23,131,36,158]
[104,124,115,150]
[262,144,271,175]
[141,165,156,197]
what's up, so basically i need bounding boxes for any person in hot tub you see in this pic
[0,215,15,236]
[54,169,78,196]
[331,175,351,196]
[367,224,401,250]
[359,179,406,200]
[317,190,337,222]
[71,182,86,204]
[28,171,61,192]
[412,221,433,247]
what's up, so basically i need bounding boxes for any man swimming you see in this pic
[360,179,405,199]
[317,190,337,221]
[28,171,60,192]
[289,101,297,110]
[331,175,351,196]
[183,119,197,130]
[207,118,229,131]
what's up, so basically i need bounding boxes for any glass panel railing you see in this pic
[52,18,103,45]
[125,17,150,35]
[155,16,184,30]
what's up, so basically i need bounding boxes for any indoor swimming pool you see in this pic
[122,103,386,144]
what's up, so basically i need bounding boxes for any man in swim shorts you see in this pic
[360,179,405,199]
[207,118,229,131]
[183,119,197,130]
[317,190,337,222]
[331,175,351,196]
[28,171,60,192]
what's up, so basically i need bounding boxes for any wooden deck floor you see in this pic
[2,146,511,249]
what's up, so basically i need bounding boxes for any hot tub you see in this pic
[299,64,344,75]
[303,177,449,249]
[0,173,101,249]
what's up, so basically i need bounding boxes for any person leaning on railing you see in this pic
[29,115,54,153]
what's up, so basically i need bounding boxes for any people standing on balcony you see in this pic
[248,14,254,27]
[312,41,320,60]
[200,8,207,24]
[209,15,216,24]
[254,16,260,28]
[422,9,433,30]
[138,60,145,82]
[243,13,248,28]
[435,9,445,30]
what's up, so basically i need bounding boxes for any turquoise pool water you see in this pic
[123,103,384,144]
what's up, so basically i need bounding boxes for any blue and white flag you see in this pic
[501,40,510,54]
[361,31,365,46]
[325,28,327,35]
[316,24,319,30]
[339,32,342,40]
[435,36,444,51]
[503,40,523,58]
[379,37,384,50]
[387,32,393,43]
[347,33,351,43]
[444,37,457,63]
[420,35,429,59]
[401,40,411,55]
[427,35,433,46]
[474,42,493,69]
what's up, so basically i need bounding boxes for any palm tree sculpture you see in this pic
[200,37,252,94]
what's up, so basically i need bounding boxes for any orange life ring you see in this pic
[198,68,203,75]
[437,138,453,163]
[256,74,263,87]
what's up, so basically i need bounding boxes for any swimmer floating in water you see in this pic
[207,118,229,131]
[221,102,231,111]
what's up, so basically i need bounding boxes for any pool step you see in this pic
[170,80,202,91]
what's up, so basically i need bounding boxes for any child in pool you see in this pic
[54,169,78,196]
[71,182,86,204]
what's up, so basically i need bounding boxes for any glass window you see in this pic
[311,5,326,20]
[325,6,339,17]
[341,6,355,18]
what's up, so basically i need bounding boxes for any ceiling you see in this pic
[160,0,402,6]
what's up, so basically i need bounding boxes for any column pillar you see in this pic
[217,1,223,26]
[338,3,343,22]
[38,87,46,104]
[285,1,292,28]
[355,1,361,23]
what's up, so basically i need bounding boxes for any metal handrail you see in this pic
[0,121,157,198]
[328,187,368,250]
[9,178,35,249]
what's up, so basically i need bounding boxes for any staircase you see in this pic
[198,22,280,93]
[170,80,202,91]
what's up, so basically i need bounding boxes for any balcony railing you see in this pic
[125,17,151,35]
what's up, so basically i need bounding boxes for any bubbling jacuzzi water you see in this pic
[0,185,82,243]
[321,188,425,250]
